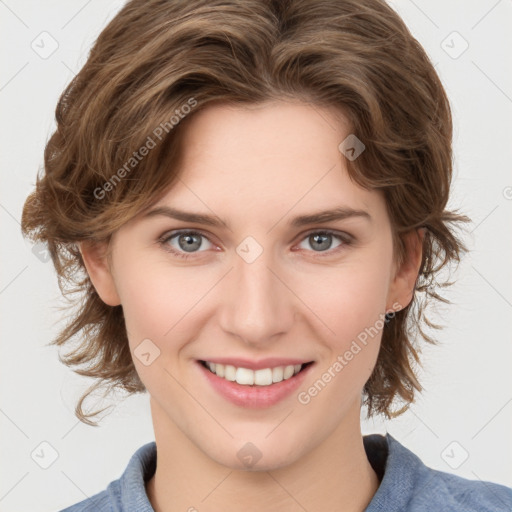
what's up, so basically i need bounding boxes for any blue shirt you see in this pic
[58,433,512,511]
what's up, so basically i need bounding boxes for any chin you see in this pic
[207,438,303,472]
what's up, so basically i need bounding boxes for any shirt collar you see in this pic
[363,433,426,511]
[114,433,418,511]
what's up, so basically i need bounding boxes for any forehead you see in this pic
[140,100,387,230]
[179,100,349,174]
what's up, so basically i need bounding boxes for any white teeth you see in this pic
[204,361,305,386]
[236,367,254,385]
[254,368,273,386]
[272,366,284,382]
[283,365,295,379]
[224,364,236,381]
[215,363,225,378]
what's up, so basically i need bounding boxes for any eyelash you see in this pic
[157,229,353,260]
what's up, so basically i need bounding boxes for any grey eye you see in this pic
[177,233,204,252]
[298,232,343,253]
[309,233,332,251]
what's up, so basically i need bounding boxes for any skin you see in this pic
[80,100,423,512]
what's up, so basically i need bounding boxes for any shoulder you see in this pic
[56,488,114,512]
[411,467,512,512]
[56,441,156,512]
[364,433,512,512]
[56,478,124,512]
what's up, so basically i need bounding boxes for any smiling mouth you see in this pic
[199,360,314,386]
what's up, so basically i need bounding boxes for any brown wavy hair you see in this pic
[21,0,470,425]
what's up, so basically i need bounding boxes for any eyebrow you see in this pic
[143,205,372,229]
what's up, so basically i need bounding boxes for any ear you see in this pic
[78,240,121,306]
[386,228,425,312]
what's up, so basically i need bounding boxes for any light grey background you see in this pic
[1,1,511,510]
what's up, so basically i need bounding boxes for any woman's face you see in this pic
[82,100,420,470]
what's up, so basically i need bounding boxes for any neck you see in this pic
[146,399,380,512]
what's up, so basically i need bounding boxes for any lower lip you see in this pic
[197,361,315,408]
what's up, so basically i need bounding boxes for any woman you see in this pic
[21,0,512,510]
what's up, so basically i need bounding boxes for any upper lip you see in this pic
[199,357,314,371]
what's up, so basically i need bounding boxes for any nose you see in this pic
[217,245,296,347]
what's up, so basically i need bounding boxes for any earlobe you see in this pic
[78,240,121,306]
[387,228,425,311]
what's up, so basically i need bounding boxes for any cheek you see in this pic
[295,264,390,410]
[115,265,195,391]
[114,259,216,356]
[302,257,391,339]
[111,257,174,347]
[292,251,392,387]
